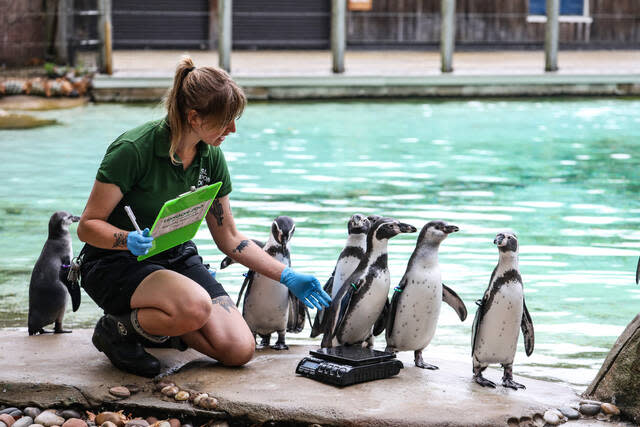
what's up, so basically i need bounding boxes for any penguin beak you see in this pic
[444,225,459,234]
[398,223,417,233]
[494,234,504,245]
[71,216,80,222]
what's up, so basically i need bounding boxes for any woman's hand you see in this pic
[127,228,154,256]
[280,267,331,310]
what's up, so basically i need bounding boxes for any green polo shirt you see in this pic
[96,118,232,232]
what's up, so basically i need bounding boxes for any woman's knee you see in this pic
[217,334,255,366]
[178,293,212,331]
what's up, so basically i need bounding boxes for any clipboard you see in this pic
[137,182,222,261]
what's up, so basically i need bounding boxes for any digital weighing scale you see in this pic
[295,346,403,387]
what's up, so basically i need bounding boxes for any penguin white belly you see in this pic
[389,274,442,351]
[243,274,289,335]
[475,281,523,364]
[340,273,389,344]
[332,256,361,299]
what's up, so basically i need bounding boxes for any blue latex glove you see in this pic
[280,267,331,310]
[127,228,154,256]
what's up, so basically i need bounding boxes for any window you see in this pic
[527,0,592,23]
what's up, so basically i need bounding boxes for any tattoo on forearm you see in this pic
[212,295,235,313]
[233,240,250,254]
[210,198,224,226]
[113,232,127,248]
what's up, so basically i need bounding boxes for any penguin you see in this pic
[471,230,534,390]
[321,217,417,348]
[235,216,307,350]
[385,220,467,369]
[28,211,81,335]
[310,214,371,338]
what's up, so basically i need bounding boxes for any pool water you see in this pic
[1,99,640,391]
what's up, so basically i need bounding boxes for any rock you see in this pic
[580,399,602,405]
[6,414,19,421]
[101,422,118,427]
[95,413,124,427]
[144,419,157,426]
[60,411,82,420]
[0,410,17,416]
[35,412,65,427]
[193,394,208,406]
[161,386,178,397]
[154,422,170,427]
[31,424,45,427]
[543,410,562,425]
[123,385,141,394]
[198,397,219,410]
[174,391,189,401]
[24,408,42,419]
[579,403,601,416]
[62,419,88,427]
[601,402,621,415]
[124,419,148,427]
[0,415,15,427]
[558,407,580,420]
[155,382,174,392]
[0,421,7,427]
[12,417,33,427]
[109,387,131,399]
[586,313,640,421]
[168,419,180,427]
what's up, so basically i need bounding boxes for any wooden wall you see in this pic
[0,0,47,66]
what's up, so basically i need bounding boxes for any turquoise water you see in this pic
[1,99,640,391]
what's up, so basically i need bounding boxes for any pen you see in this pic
[124,205,142,234]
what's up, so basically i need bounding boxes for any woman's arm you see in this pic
[77,180,131,249]
[206,195,284,281]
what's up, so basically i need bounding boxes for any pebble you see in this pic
[168,419,180,427]
[155,382,174,392]
[0,410,16,416]
[601,402,620,415]
[35,412,66,427]
[62,419,87,427]
[174,391,189,401]
[24,408,42,419]
[60,411,82,420]
[12,417,33,427]
[192,394,208,406]
[7,413,20,421]
[155,422,170,427]
[198,397,219,410]
[579,403,601,416]
[95,413,124,427]
[144,419,157,425]
[558,407,580,420]
[31,424,45,427]
[124,419,148,427]
[0,415,15,427]
[101,422,118,427]
[109,387,131,399]
[123,385,140,395]
[580,399,602,406]
[161,386,178,397]
[543,410,562,425]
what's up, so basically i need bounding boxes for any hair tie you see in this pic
[185,66,195,75]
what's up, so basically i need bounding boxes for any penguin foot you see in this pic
[474,375,496,388]
[271,342,289,351]
[415,361,439,370]
[502,378,526,390]
[54,328,72,334]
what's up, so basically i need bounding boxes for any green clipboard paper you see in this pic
[137,182,222,261]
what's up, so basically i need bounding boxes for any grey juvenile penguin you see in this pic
[385,220,467,369]
[310,214,371,338]
[28,211,81,335]
[321,217,417,348]
[471,230,534,390]
[235,216,307,349]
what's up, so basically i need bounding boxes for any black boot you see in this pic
[91,312,162,378]
[140,336,189,351]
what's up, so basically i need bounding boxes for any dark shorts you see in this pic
[80,241,228,315]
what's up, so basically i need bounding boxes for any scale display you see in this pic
[296,346,403,387]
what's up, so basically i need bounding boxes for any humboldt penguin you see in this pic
[471,230,534,390]
[235,216,307,349]
[385,220,467,369]
[321,217,417,348]
[28,211,81,335]
[310,214,371,338]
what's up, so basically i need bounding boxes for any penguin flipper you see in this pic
[373,298,389,336]
[220,239,265,269]
[636,257,640,284]
[471,296,487,356]
[287,292,307,333]
[521,299,535,356]
[310,273,335,338]
[442,283,467,321]
[332,278,363,342]
[236,270,254,307]
[385,277,407,339]
[59,266,81,312]
[323,271,335,295]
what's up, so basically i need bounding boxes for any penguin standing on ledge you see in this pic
[321,217,417,348]
[310,214,371,338]
[385,220,467,369]
[236,216,306,350]
[28,211,81,335]
[471,231,534,390]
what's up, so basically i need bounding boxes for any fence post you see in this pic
[331,0,346,73]
[545,0,559,71]
[440,0,455,73]
[98,0,113,74]
[56,0,70,64]
[218,0,232,72]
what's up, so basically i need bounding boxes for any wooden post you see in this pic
[56,0,70,63]
[208,0,219,50]
[545,0,559,71]
[440,0,455,73]
[331,0,346,73]
[218,0,232,72]
[98,0,113,74]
